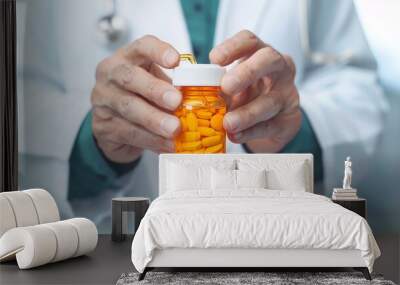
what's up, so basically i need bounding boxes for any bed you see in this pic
[131,154,380,280]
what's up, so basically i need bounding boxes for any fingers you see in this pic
[108,63,181,110]
[228,110,302,146]
[210,30,265,66]
[223,90,281,133]
[228,120,275,144]
[210,30,300,152]
[92,85,180,139]
[91,35,181,161]
[226,82,268,110]
[221,46,286,95]
[149,63,173,83]
[96,140,142,163]
[123,35,180,68]
[93,107,175,154]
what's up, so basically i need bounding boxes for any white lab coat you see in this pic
[17,0,388,232]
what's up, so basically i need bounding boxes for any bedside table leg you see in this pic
[112,201,123,242]
[354,267,371,280]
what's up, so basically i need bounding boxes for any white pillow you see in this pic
[238,159,308,191]
[167,162,211,191]
[266,163,307,191]
[166,159,236,192]
[211,168,236,190]
[236,169,267,189]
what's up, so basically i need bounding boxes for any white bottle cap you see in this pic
[173,64,225,86]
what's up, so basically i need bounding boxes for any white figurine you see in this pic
[342,156,352,189]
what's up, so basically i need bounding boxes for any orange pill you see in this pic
[182,141,202,151]
[180,117,188,132]
[198,127,216,137]
[205,143,223,153]
[183,97,206,108]
[198,119,210,127]
[208,107,216,114]
[202,135,221,147]
[183,132,201,142]
[196,110,213,120]
[210,114,224,131]
[205,96,218,102]
[186,112,198,131]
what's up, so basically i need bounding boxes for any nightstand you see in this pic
[112,197,150,242]
[332,198,366,219]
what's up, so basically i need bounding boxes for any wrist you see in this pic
[75,111,142,177]
[93,136,143,176]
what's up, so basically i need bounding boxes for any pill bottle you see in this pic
[173,64,226,154]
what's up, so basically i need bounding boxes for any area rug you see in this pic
[117,272,396,285]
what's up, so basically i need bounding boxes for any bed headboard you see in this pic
[159,154,314,195]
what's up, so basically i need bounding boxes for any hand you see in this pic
[210,30,301,153]
[91,35,181,163]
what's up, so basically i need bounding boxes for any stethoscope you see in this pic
[298,0,355,65]
[97,0,130,47]
[97,0,356,65]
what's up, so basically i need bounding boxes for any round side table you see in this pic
[111,197,150,242]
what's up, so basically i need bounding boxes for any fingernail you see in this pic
[163,49,178,66]
[161,117,180,137]
[163,91,181,110]
[224,113,240,132]
[222,74,241,94]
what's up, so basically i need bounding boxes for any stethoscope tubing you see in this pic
[299,0,355,65]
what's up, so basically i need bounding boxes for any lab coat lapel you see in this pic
[119,0,191,53]
[215,0,269,44]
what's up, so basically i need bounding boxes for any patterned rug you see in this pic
[117,271,396,285]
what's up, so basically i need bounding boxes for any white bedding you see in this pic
[131,190,380,273]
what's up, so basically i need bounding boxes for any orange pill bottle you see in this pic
[173,64,226,154]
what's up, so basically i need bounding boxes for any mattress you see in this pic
[131,189,380,273]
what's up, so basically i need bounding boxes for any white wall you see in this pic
[355,0,400,93]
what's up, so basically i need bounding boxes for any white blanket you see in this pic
[131,190,380,272]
